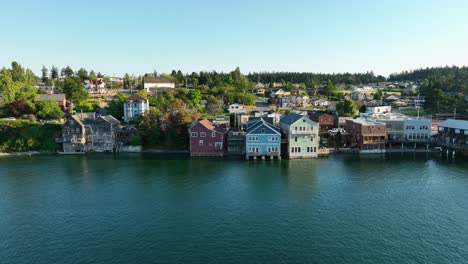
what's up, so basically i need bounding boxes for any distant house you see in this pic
[188,119,228,156]
[36,94,67,111]
[228,103,246,114]
[123,94,150,122]
[366,105,392,115]
[272,89,289,98]
[143,77,175,93]
[84,79,107,94]
[245,118,281,159]
[35,84,55,94]
[312,99,330,107]
[345,118,386,153]
[256,88,266,95]
[280,112,319,158]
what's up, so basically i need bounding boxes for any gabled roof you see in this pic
[99,115,121,125]
[143,77,174,84]
[246,118,280,135]
[68,115,85,127]
[280,112,307,126]
[439,119,468,130]
[126,94,148,101]
[189,118,228,134]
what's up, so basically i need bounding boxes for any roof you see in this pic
[37,94,66,101]
[99,115,121,125]
[199,119,215,130]
[246,118,280,135]
[126,94,148,101]
[350,118,386,126]
[280,112,304,126]
[439,119,468,130]
[143,77,174,84]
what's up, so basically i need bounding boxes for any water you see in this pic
[0,153,467,264]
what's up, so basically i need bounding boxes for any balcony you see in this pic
[267,151,280,156]
[70,138,85,144]
[290,130,314,135]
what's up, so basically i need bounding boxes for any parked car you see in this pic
[328,128,346,134]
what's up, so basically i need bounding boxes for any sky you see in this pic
[1,0,468,77]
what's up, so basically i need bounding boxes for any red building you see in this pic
[345,118,386,153]
[188,119,228,156]
[308,111,336,133]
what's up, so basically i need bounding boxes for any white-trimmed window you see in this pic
[191,132,198,137]
[212,132,216,137]
[200,132,206,137]
[199,140,204,146]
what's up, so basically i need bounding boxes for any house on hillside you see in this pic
[123,94,150,122]
[280,112,319,158]
[188,119,228,156]
[143,77,175,94]
[228,103,247,114]
[36,94,67,111]
[245,118,281,160]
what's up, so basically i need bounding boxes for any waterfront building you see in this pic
[245,118,281,159]
[345,118,386,153]
[226,128,246,155]
[60,113,124,153]
[369,113,432,143]
[436,119,468,151]
[123,94,150,122]
[279,112,319,158]
[188,119,228,157]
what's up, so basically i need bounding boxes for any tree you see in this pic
[36,99,64,120]
[41,65,48,83]
[373,89,383,100]
[89,70,97,81]
[77,68,89,81]
[185,89,202,109]
[323,80,338,99]
[105,93,128,120]
[0,67,17,104]
[336,98,358,117]
[74,100,94,112]
[50,65,59,80]
[62,66,74,78]
[359,104,367,113]
[8,100,35,117]
[63,76,87,102]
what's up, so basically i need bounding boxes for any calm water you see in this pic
[0,153,467,264]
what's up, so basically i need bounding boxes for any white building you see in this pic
[228,103,247,114]
[366,105,392,115]
[123,94,150,122]
[279,112,319,158]
[143,77,175,93]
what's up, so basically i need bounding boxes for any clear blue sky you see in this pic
[1,0,467,77]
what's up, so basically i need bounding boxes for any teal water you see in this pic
[0,154,467,264]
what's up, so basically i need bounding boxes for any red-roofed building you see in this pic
[188,119,228,156]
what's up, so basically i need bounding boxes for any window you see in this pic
[215,142,222,149]
[212,132,216,137]
[199,140,204,146]
[314,147,317,152]
[191,132,198,137]
[295,136,298,142]
[200,132,206,137]
[261,128,265,134]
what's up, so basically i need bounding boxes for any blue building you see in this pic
[245,118,281,160]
